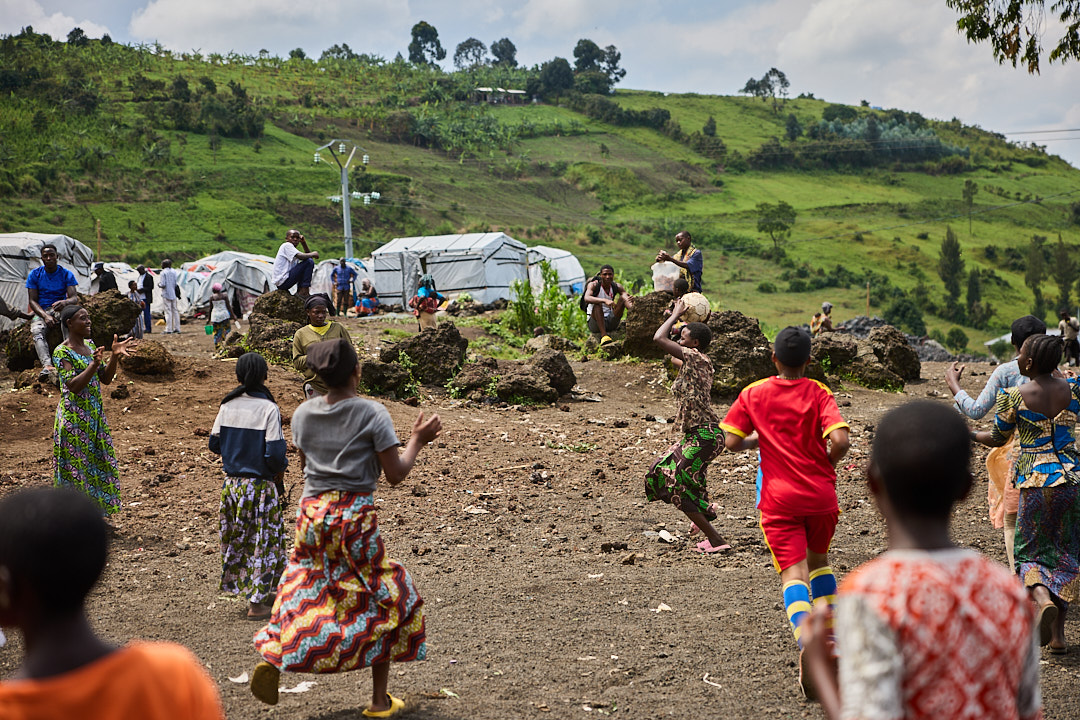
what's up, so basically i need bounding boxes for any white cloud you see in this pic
[128,0,412,57]
[0,0,111,39]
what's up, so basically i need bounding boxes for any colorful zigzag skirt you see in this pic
[254,491,426,673]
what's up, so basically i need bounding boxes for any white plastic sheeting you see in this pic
[0,233,93,331]
[311,258,373,301]
[527,246,586,296]
[167,252,276,318]
[371,232,528,305]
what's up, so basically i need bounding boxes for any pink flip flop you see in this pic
[694,539,732,554]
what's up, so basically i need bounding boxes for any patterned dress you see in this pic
[52,343,121,515]
[253,492,426,672]
[645,348,724,518]
[991,379,1080,601]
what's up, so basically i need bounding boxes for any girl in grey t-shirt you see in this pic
[250,339,441,717]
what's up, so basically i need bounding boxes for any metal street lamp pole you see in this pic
[314,140,369,260]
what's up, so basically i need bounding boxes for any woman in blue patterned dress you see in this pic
[974,333,1080,654]
[52,305,134,515]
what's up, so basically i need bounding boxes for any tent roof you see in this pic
[528,245,578,261]
[372,232,524,256]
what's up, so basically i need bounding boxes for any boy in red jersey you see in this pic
[802,402,1042,720]
[721,326,849,698]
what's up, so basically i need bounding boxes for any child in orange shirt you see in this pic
[0,488,225,720]
[803,402,1042,720]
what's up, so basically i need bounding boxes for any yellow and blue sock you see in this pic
[809,566,837,611]
[782,580,812,648]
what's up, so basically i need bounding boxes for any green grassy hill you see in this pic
[3,29,1079,351]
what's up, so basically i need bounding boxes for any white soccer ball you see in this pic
[681,292,712,324]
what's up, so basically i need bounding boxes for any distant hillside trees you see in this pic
[1052,234,1076,309]
[408,21,446,65]
[938,226,965,320]
[785,114,802,141]
[570,39,625,95]
[1025,234,1048,319]
[490,38,517,67]
[289,48,306,60]
[539,57,574,96]
[947,0,1080,73]
[740,68,789,111]
[454,38,487,69]
[757,201,797,252]
[962,179,978,233]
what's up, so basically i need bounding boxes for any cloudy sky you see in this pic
[4,0,1079,166]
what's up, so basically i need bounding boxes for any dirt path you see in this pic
[1,318,1077,719]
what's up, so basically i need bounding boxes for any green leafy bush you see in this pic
[503,260,586,341]
[945,328,969,352]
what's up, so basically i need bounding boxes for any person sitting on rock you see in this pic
[272,229,318,299]
[292,294,351,399]
[656,230,703,293]
[1059,310,1079,367]
[357,278,380,316]
[583,264,633,345]
[810,302,833,336]
[26,243,79,384]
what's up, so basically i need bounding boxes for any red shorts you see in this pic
[759,511,838,573]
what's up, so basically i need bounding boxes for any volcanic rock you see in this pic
[495,366,559,404]
[526,349,577,395]
[244,312,302,365]
[252,289,306,324]
[119,339,175,375]
[380,321,468,386]
[525,334,580,354]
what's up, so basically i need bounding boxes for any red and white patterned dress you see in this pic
[835,548,1041,720]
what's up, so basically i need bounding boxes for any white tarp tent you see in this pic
[0,233,93,330]
[312,258,373,301]
[172,252,276,318]
[372,232,527,305]
[527,246,586,296]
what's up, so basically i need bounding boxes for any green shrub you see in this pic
[989,339,1012,359]
[757,281,777,294]
[504,260,587,341]
[945,328,969,352]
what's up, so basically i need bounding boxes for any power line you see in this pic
[1003,128,1080,135]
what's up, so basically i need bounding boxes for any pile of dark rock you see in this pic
[444,298,508,317]
[836,315,987,363]
[5,290,142,371]
[615,293,921,393]
[444,348,576,405]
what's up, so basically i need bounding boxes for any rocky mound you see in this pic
[252,290,306,324]
[525,334,580,354]
[622,291,671,360]
[704,310,776,396]
[379,322,468,386]
[810,323,920,390]
[119,339,175,375]
[245,313,302,365]
[5,291,141,371]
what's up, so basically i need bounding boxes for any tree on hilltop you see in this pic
[409,21,446,65]
[946,0,1080,73]
[573,39,605,72]
[491,38,517,67]
[454,38,487,69]
[289,48,306,60]
[539,57,574,97]
[66,27,89,47]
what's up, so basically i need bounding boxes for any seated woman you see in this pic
[357,278,380,316]
[291,294,351,399]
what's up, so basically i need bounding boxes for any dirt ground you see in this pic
[1,315,1078,720]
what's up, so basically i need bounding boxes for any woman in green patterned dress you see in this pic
[52,305,134,515]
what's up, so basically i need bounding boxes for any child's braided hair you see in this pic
[1024,333,1062,375]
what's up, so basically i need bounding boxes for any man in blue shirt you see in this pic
[331,258,357,315]
[656,230,703,293]
[26,244,79,382]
